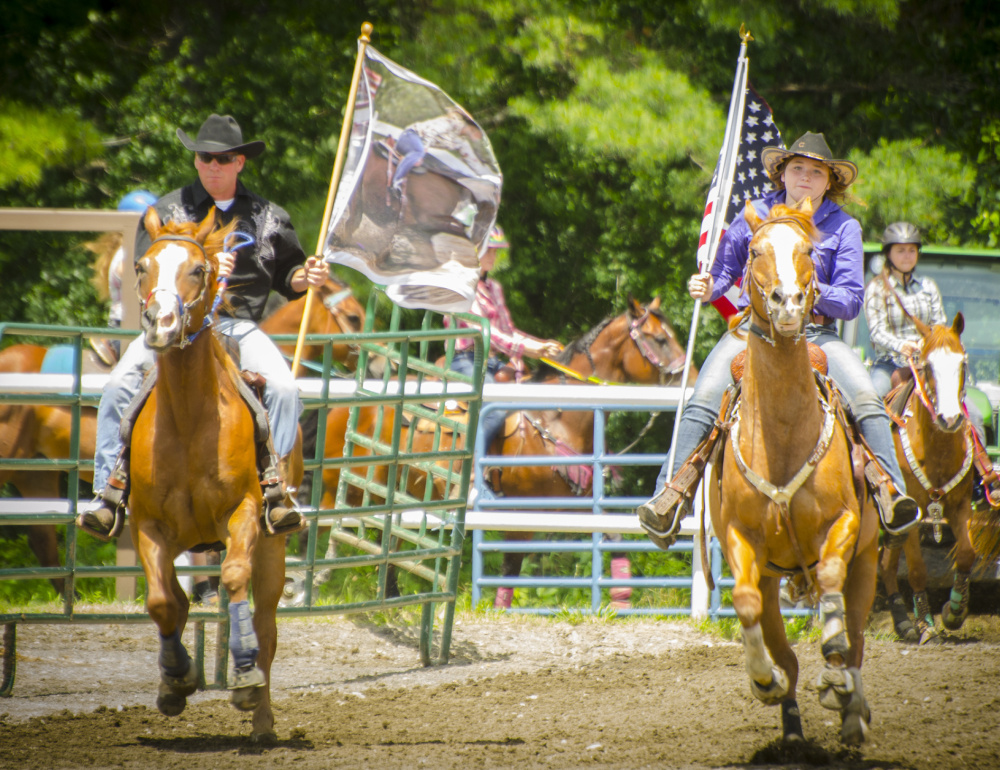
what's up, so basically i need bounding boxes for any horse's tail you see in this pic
[969,504,1000,577]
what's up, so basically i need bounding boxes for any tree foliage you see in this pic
[1,0,998,364]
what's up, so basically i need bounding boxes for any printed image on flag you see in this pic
[324,46,503,312]
[697,83,782,318]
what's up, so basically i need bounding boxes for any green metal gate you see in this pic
[0,289,487,696]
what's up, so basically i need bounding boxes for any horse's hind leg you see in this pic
[135,525,196,716]
[759,576,801,742]
[247,532,286,741]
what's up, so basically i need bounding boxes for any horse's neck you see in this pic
[570,324,628,383]
[154,336,228,421]
[741,331,823,472]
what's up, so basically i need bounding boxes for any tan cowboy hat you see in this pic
[176,114,266,159]
[760,131,858,188]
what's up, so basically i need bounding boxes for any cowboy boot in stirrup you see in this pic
[637,458,704,550]
[863,461,921,536]
[76,460,128,541]
[260,456,305,536]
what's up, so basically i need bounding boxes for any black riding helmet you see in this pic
[881,221,921,278]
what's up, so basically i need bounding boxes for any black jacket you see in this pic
[134,178,307,322]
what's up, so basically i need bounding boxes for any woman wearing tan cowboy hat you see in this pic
[639,131,921,546]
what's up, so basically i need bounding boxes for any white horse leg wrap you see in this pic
[743,624,775,684]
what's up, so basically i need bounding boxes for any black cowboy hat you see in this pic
[176,114,266,159]
[760,131,858,188]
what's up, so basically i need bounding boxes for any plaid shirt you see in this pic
[864,271,946,366]
[447,277,542,372]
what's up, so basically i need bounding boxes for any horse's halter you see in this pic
[627,309,686,383]
[744,216,818,345]
[139,234,213,349]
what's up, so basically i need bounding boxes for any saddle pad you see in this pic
[730,342,828,383]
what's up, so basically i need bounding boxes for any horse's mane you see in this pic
[764,203,820,243]
[529,316,615,382]
[154,215,237,270]
[923,323,963,355]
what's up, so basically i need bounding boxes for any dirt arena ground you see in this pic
[2,602,1000,770]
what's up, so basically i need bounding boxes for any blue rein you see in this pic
[183,230,256,346]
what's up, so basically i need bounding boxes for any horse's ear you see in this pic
[143,206,162,238]
[627,294,644,317]
[649,296,661,312]
[194,207,218,245]
[953,311,964,336]
[744,203,763,233]
[792,196,814,217]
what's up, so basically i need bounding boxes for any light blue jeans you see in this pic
[871,356,985,442]
[93,318,301,492]
[657,322,907,493]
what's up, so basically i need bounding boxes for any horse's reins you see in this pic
[142,230,255,348]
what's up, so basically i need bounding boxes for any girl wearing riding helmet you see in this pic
[864,221,997,506]
[638,132,920,545]
[864,222,946,398]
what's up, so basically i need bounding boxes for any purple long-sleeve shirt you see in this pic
[709,190,865,321]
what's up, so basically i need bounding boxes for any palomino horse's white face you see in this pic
[916,313,967,433]
[745,200,817,338]
[136,208,219,351]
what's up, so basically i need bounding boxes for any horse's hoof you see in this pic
[749,666,789,705]
[156,682,188,717]
[229,665,267,712]
[781,700,804,743]
[251,730,278,745]
[816,664,853,711]
[941,601,968,631]
[160,661,198,699]
[839,670,871,746]
[841,708,871,746]
[895,619,919,643]
[918,627,941,645]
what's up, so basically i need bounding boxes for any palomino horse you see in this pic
[709,201,879,745]
[879,313,1000,643]
[128,207,294,740]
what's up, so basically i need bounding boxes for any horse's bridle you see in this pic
[627,309,686,383]
[744,216,819,345]
[139,234,213,348]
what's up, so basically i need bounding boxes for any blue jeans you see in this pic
[871,356,985,441]
[658,322,907,493]
[93,318,302,492]
[450,350,506,454]
[391,128,426,189]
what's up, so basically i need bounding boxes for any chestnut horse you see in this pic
[129,207,294,740]
[488,296,690,597]
[0,344,95,595]
[709,201,879,745]
[880,313,1000,643]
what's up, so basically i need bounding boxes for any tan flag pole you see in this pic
[291,21,373,377]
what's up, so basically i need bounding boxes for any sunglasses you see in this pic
[196,151,240,165]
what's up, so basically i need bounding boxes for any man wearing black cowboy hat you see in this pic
[638,131,921,548]
[80,114,328,541]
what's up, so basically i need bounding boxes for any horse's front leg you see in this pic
[880,529,919,642]
[223,495,267,715]
[134,521,196,716]
[815,507,872,745]
[902,527,939,644]
[943,505,975,630]
[247,531,286,742]
[726,526,790,705]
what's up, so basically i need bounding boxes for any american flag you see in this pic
[696,83,783,318]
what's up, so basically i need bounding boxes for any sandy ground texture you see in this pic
[2,604,1000,770]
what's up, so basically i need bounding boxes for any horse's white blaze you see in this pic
[742,623,775,684]
[927,348,964,420]
[153,245,189,296]
[771,226,803,297]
